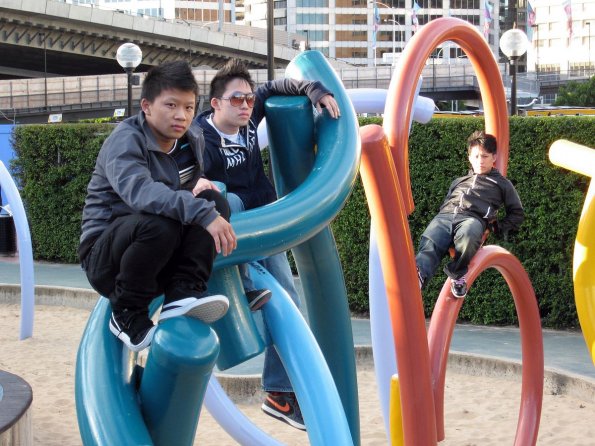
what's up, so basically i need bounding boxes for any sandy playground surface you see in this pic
[1,303,595,445]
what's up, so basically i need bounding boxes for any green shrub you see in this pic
[10,117,595,328]
[332,116,592,328]
[11,124,113,262]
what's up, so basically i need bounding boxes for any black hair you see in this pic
[467,130,497,155]
[141,60,198,102]
[209,59,255,100]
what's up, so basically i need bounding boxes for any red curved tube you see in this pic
[428,246,544,445]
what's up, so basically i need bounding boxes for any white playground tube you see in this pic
[369,227,398,444]
[257,87,435,148]
[0,161,35,340]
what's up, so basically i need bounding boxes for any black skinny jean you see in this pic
[82,190,230,312]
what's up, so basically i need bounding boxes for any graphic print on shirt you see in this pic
[222,146,247,169]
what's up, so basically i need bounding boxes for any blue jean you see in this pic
[415,213,484,283]
[227,192,300,392]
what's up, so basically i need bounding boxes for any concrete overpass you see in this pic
[0,0,304,80]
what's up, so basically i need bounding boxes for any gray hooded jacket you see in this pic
[79,111,218,259]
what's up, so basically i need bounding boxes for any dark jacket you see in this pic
[79,111,218,259]
[196,78,332,210]
[439,168,524,234]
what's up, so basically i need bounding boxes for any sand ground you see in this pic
[1,304,594,445]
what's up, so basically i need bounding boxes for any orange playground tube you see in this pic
[359,17,543,446]
[383,17,510,216]
[428,246,543,443]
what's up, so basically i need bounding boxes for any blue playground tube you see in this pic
[75,51,361,445]
[205,264,354,445]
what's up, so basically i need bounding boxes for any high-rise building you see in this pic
[522,0,593,75]
[242,0,502,66]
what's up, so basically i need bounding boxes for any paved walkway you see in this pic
[1,256,594,380]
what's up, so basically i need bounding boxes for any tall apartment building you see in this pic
[242,0,503,66]
[61,0,594,73]
[524,0,594,75]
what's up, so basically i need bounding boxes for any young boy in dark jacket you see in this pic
[416,130,524,298]
[79,61,237,352]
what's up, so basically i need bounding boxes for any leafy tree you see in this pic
[554,76,595,106]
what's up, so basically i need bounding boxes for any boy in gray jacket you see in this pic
[416,130,524,298]
[79,61,237,352]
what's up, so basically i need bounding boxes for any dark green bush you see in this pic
[10,117,595,328]
[11,124,113,262]
[331,116,593,328]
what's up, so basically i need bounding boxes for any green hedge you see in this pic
[10,118,594,328]
[331,117,593,328]
[10,124,113,262]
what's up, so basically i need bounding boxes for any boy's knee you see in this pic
[197,189,231,221]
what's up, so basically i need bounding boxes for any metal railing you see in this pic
[2,65,589,117]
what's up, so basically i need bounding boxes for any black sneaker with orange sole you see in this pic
[261,392,306,431]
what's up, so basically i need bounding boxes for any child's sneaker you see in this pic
[246,289,272,311]
[450,277,467,298]
[109,309,156,352]
[261,392,306,431]
[159,293,229,323]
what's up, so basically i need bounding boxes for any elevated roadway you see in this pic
[0,0,303,80]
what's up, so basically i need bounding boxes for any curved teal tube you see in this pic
[213,51,360,268]
[264,93,361,443]
[75,297,154,445]
[75,51,360,445]
[140,318,220,445]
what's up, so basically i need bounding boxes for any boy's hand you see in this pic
[206,216,237,256]
[316,95,341,119]
[192,178,220,196]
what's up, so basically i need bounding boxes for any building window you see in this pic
[450,0,480,9]
[137,8,164,18]
[297,14,329,24]
[297,0,329,6]
[274,17,287,25]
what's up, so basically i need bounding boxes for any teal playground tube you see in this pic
[75,51,361,445]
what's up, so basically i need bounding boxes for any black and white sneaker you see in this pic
[109,309,156,352]
[450,277,467,298]
[246,289,272,311]
[261,392,306,431]
[159,294,229,323]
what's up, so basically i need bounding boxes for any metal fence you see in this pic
[1,65,590,116]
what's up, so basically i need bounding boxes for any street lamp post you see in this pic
[500,29,529,116]
[587,22,592,72]
[40,32,48,111]
[116,43,142,118]
[372,1,399,66]
[385,18,403,65]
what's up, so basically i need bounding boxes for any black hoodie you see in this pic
[438,167,524,235]
[195,78,332,210]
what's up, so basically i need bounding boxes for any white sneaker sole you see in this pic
[159,295,229,323]
[109,318,156,352]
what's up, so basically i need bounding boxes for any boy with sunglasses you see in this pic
[195,58,340,431]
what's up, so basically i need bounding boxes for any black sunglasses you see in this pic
[220,93,256,108]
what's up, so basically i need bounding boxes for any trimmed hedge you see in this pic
[10,117,595,328]
[10,124,113,262]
